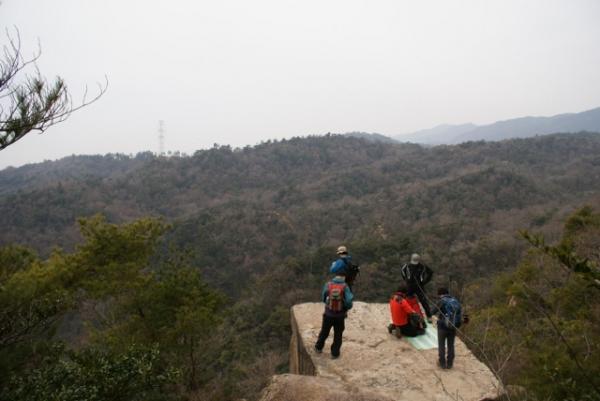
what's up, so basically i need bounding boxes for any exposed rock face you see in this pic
[259,374,397,401]
[260,302,503,401]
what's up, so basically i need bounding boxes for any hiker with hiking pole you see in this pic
[432,287,464,369]
[400,253,434,323]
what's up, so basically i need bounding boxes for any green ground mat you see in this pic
[405,325,438,350]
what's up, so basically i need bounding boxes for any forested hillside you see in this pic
[2,133,600,290]
[1,133,600,400]
[464,207,600,401]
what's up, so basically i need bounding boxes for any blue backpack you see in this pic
[440,296,462,329]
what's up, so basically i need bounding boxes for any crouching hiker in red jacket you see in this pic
[388,286,422,338]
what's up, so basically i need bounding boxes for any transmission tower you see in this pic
[158,120,165,156]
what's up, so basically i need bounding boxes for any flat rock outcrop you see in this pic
[260,302,503,401]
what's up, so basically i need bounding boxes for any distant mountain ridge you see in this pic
[342,131,398,144]
[396,106,600,144]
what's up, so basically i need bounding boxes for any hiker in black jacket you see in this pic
[400,253,433,323]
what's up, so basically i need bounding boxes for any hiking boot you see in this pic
[314,345,322,354]
[331,354,340,359]
[387,324,394,334]
[438,360,447,369]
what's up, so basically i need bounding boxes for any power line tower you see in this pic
[158,120,165,156]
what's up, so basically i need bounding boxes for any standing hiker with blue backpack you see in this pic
[434,287,464,369]
[315,260,354,359]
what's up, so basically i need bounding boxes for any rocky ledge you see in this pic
[260,302,503,401]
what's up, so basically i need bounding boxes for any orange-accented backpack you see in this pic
[327,282,347,312]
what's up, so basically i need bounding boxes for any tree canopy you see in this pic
[0,216,222,401]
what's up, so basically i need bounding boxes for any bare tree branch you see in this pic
[0,27,107,151]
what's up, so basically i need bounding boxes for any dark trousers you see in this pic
[438,327,456,368]
[410,284,432,318]
[315,314,345,357]
[399,323,419,337]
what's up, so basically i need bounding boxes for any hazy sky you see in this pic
[1,0,600,168]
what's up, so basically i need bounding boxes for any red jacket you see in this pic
[389,293,416,326]
[406,295,423,317]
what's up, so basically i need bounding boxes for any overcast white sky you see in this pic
[1,0,599,168]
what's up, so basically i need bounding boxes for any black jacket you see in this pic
[401,262,433,286]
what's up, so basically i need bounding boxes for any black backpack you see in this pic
[344,259,360,287]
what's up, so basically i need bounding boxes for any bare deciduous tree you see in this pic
[0,29,107,151]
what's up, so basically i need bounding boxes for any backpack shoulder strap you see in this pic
[440,296,451,312]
